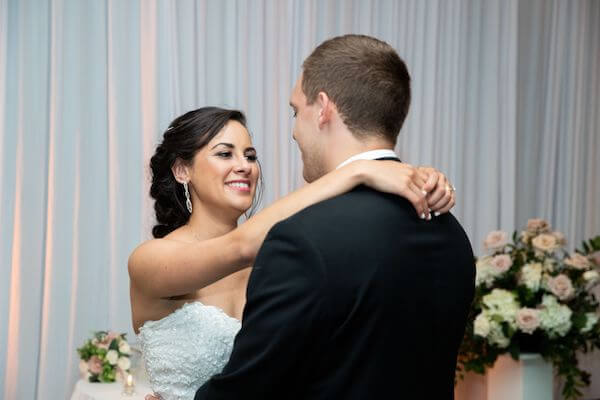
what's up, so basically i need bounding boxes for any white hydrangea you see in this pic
[474,313,491,337]
[538,295,573,337]
[520,263,543,291]
[581,313,598,333]
[482,289,519,327]
[487,320,510,348]
[543,258,557,273]
[540,273,552,291]
[475,256,496,287]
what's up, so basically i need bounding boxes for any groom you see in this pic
[194,34,475,399]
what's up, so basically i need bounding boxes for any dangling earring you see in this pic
[183,182,193,213]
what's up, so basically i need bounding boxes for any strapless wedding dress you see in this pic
[137,302,241,400]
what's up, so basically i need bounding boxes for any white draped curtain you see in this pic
[0,1,598,399]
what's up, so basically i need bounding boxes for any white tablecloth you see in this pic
[70,378,154,400]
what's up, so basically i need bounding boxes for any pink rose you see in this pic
[548,274,574,300]
[490,254,513,274]
[564,253,591,270]
[484,231,508,251]
[589,251,600,266]
[88,356,103,374]
[552,231,567,246]
[527,218,550,233]
[532,234,558,253]
[516,308,540,334]
[104,331,119,344]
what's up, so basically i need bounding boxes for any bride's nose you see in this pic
[234,157,251,175]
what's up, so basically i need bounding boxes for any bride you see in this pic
[129,106,455,399]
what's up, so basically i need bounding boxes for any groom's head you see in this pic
[290,34,411,182]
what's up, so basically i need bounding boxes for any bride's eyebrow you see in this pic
[211,143,234,150]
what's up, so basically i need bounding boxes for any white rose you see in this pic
[582,313,598,333]
[118,356,131,371]
[583,270,599,284]
[520,263,543,291]
[106,349,119,365]
[520,230,534,244]
[119,341,131,355]
[474,313,491,337]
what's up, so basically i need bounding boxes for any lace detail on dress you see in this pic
[137,302,241,400]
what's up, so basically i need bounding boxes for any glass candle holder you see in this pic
[122,373,135,396]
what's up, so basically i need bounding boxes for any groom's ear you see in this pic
[316,91,334,128]
[171,158,191,184]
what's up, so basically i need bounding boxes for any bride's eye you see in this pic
[246,154,257,162]
[216,152,232,158]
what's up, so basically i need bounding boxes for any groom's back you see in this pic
[291,186,475,399]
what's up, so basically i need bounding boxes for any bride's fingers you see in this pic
[430,186,455,214]
[435,190,456,214]
[411,174,427,194]
[426,180,447,207]
[421,171,440,194]
[407,180,429,219]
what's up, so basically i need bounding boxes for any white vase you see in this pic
[487,353,553,400]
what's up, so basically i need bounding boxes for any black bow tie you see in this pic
[375,156,402,162]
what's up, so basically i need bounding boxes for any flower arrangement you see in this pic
[77,330,132,383]
[457,219,600,399]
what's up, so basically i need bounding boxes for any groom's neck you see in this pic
[322,136,395,173]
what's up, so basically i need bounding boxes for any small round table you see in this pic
[70,377,154,400]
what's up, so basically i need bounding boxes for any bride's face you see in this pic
[188,120,259,218]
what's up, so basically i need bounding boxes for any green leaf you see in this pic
[109,339,119,351]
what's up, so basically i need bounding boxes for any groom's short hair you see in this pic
[302,34,411,144]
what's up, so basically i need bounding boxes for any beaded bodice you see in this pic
[137,302,241,400]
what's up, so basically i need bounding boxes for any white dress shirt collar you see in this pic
[336,149,399,169]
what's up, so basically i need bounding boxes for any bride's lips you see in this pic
[224,179,251,193]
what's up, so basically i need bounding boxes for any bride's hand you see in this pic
[417,166,456,215]
[355,160,429,219]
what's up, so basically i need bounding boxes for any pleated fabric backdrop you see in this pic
[0,1,598,399]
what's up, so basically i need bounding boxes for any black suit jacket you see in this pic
[196,185,475,399]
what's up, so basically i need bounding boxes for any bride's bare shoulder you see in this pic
[128,236,185,275]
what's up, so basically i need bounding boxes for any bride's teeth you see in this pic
[227,182,249,189]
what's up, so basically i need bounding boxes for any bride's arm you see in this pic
[128,160,448,298]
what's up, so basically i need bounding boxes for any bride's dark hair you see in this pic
[150,107,262,238]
